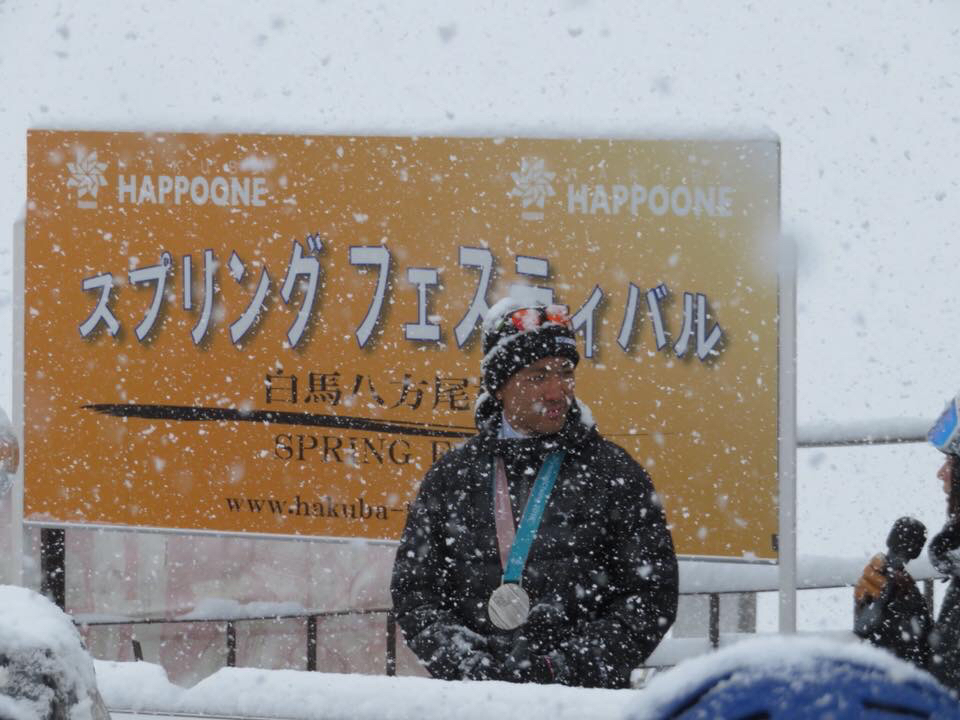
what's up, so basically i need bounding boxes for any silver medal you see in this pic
[487,583,530,630]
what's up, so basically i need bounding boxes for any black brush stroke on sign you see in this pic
[81,404,476,439]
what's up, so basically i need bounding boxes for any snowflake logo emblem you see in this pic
[509,156,556,221]
[66,149,108,209]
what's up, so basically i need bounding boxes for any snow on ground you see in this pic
[92,635,958,719]
[9,582,952,720]
[96,661,635,720]
[3,581,952,720]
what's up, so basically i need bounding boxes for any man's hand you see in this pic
[460,650,499,681]
[486,632,515,661]
[855,552,918,606]
[854,553,889,605]
[524,602,568,651]
[527,602,566,627]
[500,637,560,684]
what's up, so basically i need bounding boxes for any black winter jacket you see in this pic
[855,518,960,692]
[390,401,678,688]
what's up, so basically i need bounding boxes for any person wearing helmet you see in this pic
[390,296,678,688]
[638,636,959,719]
[854,394,960,691]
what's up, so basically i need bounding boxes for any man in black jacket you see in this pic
[391,297,678,688]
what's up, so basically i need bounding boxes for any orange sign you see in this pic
[24,131,780,559]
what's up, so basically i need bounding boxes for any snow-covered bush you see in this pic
[0,585,109,720]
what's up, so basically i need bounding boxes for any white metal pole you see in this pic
[11,218,25,586]
[778,229,798,633]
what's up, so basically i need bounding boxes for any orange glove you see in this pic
[854,553,889,605]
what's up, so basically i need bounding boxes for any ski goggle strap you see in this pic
[502,304,572,333]
[928,395,960,455]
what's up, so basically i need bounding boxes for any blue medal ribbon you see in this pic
[499,451,565,584]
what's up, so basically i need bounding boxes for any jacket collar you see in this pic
[474,399,595,457]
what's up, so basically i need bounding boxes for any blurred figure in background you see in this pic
[854,394,960,692]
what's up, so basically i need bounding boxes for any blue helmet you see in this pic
[929,394,960,456]
[637,638,959,720]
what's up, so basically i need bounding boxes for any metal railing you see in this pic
[64,424,942,675]
[78,607,399,675]
[76,571,941,676]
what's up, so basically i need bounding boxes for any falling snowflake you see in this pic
[66,149,108,200]
[509,156,556,210]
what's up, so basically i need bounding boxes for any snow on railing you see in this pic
[797,417,930,448]
[70,553,943,681]
[679,554,939,595]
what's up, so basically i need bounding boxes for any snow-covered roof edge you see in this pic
[27,124,780,142]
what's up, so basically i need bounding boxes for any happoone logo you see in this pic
[508,156,556,221]
[66,148,108,209]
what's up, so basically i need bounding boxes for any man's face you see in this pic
[496,356,576,435]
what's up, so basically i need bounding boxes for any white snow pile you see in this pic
[92,635,958,720]
[175,597,309,621]
[95,661,635,720]
[0,585,109,720]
